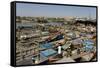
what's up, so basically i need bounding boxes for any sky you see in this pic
[16,3,96,19]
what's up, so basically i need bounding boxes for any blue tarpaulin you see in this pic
[83,39,94,52]
[40,49,57,57]
[83,40,94,46]
[40,43,53,49]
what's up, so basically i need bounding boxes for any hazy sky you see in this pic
[16,3,96,19]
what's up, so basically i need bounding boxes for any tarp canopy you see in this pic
[82,39,94,51]
[40,49,57,57]
[83,39,94,46]
[40,43,53,49]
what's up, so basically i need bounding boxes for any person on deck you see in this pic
[57,43,63,58]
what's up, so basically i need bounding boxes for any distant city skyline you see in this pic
[16,3,96,19]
